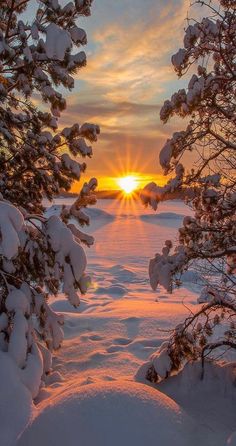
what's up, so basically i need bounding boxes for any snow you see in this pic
[45,214,87,304]
[157,361,236,446]
[171,48,187,70]
[159,139,173,170]
[141,211,185,220]
[8,311,28,368]
[0,201,24,259]
[61,153,81,179]
[18,381,198,446]
[198,285,216,303]
[45,23,72,61]
[69,26,87,45]
[140,212,185,228]
[19,343,43,399]
[151,347,172,379]
[228,433,236,446]
[0,352,33,446]
[2,199,236,446]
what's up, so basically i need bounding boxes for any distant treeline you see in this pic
[58,188,195,200]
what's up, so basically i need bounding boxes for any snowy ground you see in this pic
[5,199,236,446]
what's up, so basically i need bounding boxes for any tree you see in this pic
[0,0,99,398]
[140,0,236,382]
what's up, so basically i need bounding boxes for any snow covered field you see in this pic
[4,199,236,446]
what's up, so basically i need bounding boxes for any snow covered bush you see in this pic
[140,0,236,381]
[0,0,99,398]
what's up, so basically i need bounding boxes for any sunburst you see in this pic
[117,175,138,194]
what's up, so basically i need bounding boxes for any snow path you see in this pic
[47,289,196,388]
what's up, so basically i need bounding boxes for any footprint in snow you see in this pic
[95,285,127,297]
[80,334,104,342]
[113,337,132,345]
[89,334,104,341]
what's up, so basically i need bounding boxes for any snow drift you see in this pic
[136,361,236,446]
[140,212,184,227]
[18,381,198,446]
[46,204,114,222]
[140,212,184,220]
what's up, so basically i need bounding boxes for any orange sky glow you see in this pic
[56,0,197,193]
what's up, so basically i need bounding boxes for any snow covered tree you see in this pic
[140,0,236,382]
[0,0,99,398]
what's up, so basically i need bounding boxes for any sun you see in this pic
[117,175,138,194]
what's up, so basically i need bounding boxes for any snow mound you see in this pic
[140,212,184,221]
[45,205,114,221]
[85,207,115,220]
[140,212,185,230]
[18,381,197,446]
[136,361,236,446]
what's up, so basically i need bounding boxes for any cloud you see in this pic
[65,100,160,118]
[61,99,160,136]
[78,0,188,102]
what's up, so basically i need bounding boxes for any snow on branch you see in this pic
[139,0,236,381]
[0,0,99,399]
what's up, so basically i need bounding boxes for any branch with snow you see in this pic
[0,0,99,399]
[140,0,236,380]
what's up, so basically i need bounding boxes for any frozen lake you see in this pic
[87,198,188,266]
[48,197,192,289]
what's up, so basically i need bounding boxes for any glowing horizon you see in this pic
[70,173,169,193]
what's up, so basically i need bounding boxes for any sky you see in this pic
[59,0,191,190]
